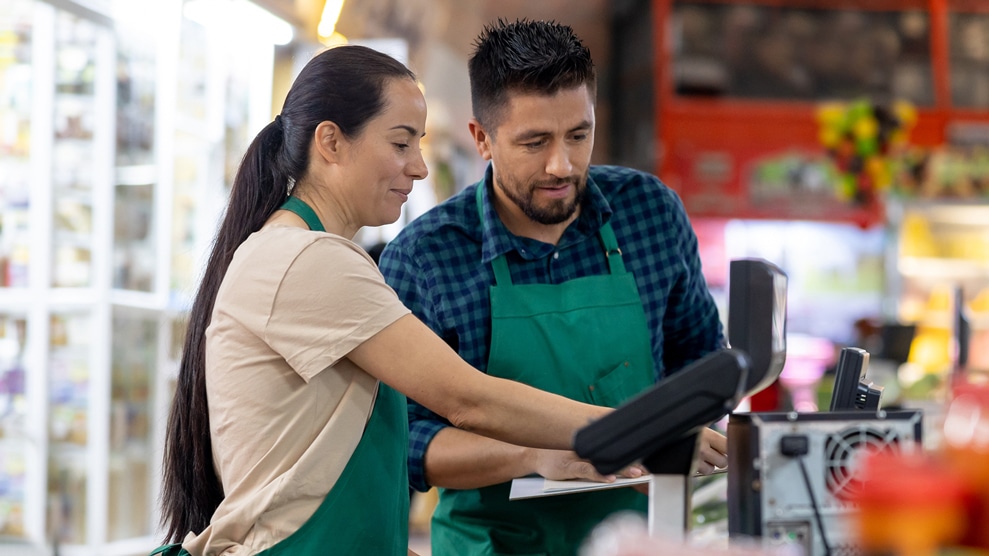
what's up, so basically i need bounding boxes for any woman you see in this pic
[154,45,618,556]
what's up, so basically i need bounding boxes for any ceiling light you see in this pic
[318,0,345,40]
[183,0,294,46]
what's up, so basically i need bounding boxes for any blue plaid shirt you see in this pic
[379,164,725,492]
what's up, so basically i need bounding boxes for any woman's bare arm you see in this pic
[346,314,611,450]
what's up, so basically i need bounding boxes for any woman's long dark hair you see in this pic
[159,45,416,543]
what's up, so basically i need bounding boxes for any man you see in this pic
[379,19,727,555]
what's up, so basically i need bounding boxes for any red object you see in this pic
[942,381,989,549]
[747,379,782,411]
[852,450,970,554]
[651,0,989,228]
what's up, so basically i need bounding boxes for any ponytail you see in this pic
[159,121,288,541]
[158,44,417,543]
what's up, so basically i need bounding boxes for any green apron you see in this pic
[151,197,409,556]
[429,187,655,556]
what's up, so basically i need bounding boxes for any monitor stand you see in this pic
[642,431,699,540]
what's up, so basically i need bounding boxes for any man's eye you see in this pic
[523,140,546,149]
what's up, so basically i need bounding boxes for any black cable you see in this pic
[780,434,833,556]
[796,456,833,556]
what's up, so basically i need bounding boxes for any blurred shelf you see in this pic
[906,310,989,330]
[899,256,989,280]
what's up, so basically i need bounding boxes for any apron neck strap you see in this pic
[477,185,514,286]
[491,255,513,285]
[598,222,626,274]
[280,196,326,232]
[476,182,627,284]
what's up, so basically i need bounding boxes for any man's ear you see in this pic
[468,118,493,161]
[313,121,345,163]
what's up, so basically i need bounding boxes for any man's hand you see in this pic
[694,427,728,475]
[529,448,651,499]
[529,449,647,483]
[530,448,614,482]
[525,428,727,489]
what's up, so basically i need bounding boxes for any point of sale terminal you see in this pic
[574,258,922,555]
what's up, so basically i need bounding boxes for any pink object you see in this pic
[779,334,835,412]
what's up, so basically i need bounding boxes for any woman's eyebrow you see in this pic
[390,124,423,137]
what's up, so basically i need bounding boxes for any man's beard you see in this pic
[498,173,588,225]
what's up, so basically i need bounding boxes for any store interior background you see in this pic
[2,0,989,554]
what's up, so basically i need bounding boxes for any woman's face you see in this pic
[342,77,428,228]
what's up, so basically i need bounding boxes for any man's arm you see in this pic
[660,189,726,372]
[424,427,623,489]
[648,188,729,473]
[380,240,624,491]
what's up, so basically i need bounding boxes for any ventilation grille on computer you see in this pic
[824,424,903,501]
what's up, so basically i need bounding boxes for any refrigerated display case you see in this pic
[1,4,118,552]
[0,1,35,542]
[107,308,155,542]
[0,314,28,540]
[887,199,989,375]
[112,7,157,295]
[0,2,35,289]
[0,1,283,554]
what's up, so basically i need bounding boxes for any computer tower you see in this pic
[727,410,923,556]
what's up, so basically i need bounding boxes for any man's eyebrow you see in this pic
[514,120,593,142]
[570,120,593,132]
[514,129,551,142]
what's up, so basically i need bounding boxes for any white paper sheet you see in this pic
[509,475,651,500]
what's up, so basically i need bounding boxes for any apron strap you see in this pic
[491,255,513,286]
[476,184,514,286]
[280,196,326,232]
[598,222,627,274]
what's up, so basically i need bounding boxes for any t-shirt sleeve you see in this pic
[265,237,411,382]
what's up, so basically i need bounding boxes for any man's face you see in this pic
[473,85,595,227]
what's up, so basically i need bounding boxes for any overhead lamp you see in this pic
[183,0,294,46]
[323,31,348,46]
[318,0,346,42]
[112,0,171,37]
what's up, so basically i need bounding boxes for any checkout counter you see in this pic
[572,259,939,556]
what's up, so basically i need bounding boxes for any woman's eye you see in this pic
[394,143,410,151]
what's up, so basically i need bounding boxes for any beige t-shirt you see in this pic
[182,226,411,556]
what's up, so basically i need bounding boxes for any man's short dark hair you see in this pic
[469,18,596,130]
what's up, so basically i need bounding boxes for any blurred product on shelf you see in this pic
[894,145,989,200]
[816,98,918,207]
[891,201,989,402]
[579,511,782,556]
[777,334,835,412]
[852,449,968,556]
[852,378,989,555]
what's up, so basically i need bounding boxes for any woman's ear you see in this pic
[313,121,345,163]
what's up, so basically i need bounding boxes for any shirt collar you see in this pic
[476,163,614,264]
